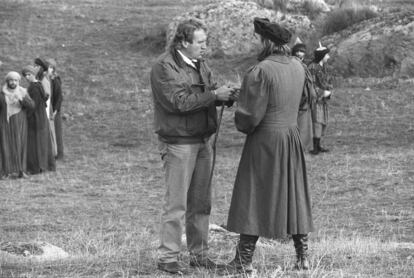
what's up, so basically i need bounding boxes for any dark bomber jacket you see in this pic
[150,50,218,144]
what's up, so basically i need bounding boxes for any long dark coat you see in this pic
[0,90,34,175]
[297,60,316,151]
[26,82,56,174]
[226,55,314,238]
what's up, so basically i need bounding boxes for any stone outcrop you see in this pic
[323,10,414,78]
[251,0,331,13]
[167,0,313,56]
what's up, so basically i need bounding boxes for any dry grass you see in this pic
[0,0,413,277]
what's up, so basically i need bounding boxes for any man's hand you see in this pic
[214,85,237,102]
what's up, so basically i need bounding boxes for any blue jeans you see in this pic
[158,140,213,263]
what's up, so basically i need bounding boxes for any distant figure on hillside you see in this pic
[150,18,236,275]
[22,65,56,174]
[292,40,316,152]
[0,72,34,178]
[220,18,314,276]
[34,57,57,158]
[308,42,333,155]
[46,58,64,160]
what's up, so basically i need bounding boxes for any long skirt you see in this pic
[227,126,314,238]
[27,118,56,174]
[6,111,28,174]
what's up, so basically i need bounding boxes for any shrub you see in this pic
[302,0,326,20]
[271,0,288,13]
[322,7,378,36]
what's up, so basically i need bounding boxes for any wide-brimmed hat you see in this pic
[314,42,330,63]
[253,17,292,45]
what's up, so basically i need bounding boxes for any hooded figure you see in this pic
[0,72,34,177]
[220,17,314,275]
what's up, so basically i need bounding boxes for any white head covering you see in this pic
[5,71,21,81]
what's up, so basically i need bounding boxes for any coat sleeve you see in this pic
[235,66,269,134]
[151,62,216,114]
[20,94,35,110]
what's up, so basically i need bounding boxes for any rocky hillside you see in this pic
[167,0,312,56]
[323,10,414,78]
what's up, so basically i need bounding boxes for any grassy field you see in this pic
[0,0,413,277]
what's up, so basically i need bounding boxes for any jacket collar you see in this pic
[264,55,291,64]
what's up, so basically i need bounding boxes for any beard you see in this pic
[7,83,17,90]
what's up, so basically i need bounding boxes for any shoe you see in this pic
[189,257,223,270]
[310,138,320,155]
[217,234,258,276]
[157,261,189,275]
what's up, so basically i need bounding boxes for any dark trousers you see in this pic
[54,110,64,158]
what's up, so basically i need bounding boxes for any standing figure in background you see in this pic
[150,18,235,275]
[34,57,57,157]
[46,58,64,160]
[0,72,34,178]
[308,43,333,155]
[221,18,314,276]
[22,65,56,174]
[292,40,316,152]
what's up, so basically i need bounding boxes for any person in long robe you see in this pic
[220,18,314,275]
[46,58,64,160]
[0,72,34,178]
[34,58,57,157]
[292,41,316,152]
[22,65,56,174]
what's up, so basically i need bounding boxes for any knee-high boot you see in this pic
[292,234,310,270]
[219,234,258,275]
[310,138,320,155]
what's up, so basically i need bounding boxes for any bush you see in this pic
[302,0,326,20]
[322,7,378,36]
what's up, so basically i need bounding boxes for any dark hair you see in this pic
[257,37,290,61]
[169,18,207,52]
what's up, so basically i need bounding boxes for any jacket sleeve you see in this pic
[151,62,216,114]
[235,66,269,134]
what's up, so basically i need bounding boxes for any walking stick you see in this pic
[208,102,225,187]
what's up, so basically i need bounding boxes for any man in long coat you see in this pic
[221,18,314,276]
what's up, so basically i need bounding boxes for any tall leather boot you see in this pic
[218,234,258,276]
[318,139,330,152]
[310,138,320,155]
[292,234,310,270]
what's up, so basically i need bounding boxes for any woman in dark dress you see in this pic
[22,65,56,174]
[221,18,314,275]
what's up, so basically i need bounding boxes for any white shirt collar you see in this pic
[177,50,197,69]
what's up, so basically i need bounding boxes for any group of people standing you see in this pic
[293,39,333,155]
[0,57,64,179]
[151,17,333,276]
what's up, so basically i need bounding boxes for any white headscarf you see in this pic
[3,71,28,121]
